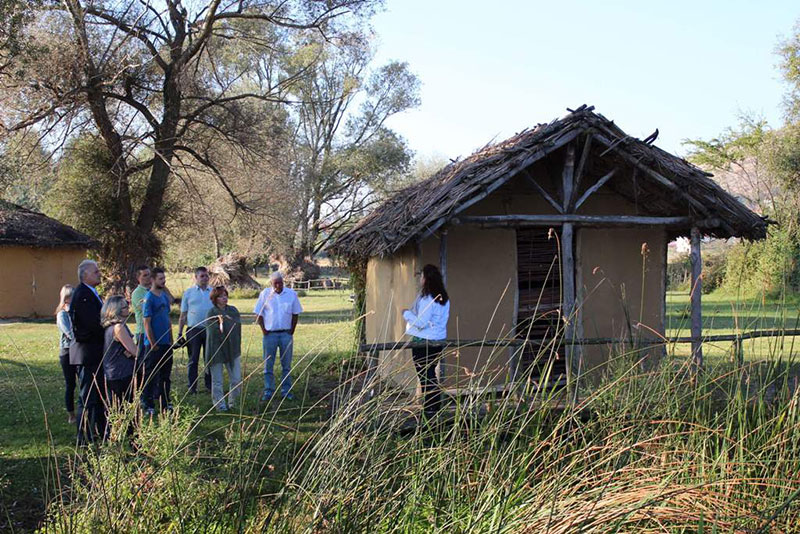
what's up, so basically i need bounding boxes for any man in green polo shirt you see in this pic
[131,265,151,361]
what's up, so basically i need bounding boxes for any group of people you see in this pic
[56,256,450,443]
[56,259,305,444]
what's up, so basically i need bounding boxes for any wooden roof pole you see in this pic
[690,226,703,370]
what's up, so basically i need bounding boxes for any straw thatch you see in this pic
[332,105,769,259]
[0,200,95,248]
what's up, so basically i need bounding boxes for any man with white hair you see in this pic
[254,271,303,401]
[69,259,106,444]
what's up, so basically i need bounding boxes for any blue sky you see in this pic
[371,0,798,161]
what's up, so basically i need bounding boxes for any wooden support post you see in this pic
[438,229,448,384]
[562,223,578,394]
[690,226,703,370]
[571,134,593,210]
[439,229,448,286]
[562,144,576,212]
[734,336,744,366]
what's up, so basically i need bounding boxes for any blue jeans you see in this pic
[263,332,293,396]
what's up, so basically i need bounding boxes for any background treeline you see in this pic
[668,24,800,296]
[0,0,438,284]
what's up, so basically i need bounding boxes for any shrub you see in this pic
[722,224,800,296]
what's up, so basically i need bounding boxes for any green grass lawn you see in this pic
[2,287,799,531]
[666,290,800,360]
[0,289,356,532]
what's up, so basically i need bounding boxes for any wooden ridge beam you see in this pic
[452,214,694,228]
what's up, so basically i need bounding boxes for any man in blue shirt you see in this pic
[177,266,213,393]
[143,267,174,413]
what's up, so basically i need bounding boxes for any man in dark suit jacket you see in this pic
[69,259,106,444]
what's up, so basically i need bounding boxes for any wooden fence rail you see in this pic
[287,278,350,290]
[359,329,800,353]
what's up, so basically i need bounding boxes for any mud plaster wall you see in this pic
[363,167,667,389]
[0,247,87,318]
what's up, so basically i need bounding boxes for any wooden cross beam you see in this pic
[522,168,563,213]
[574,168,617,210]
[452,214,693,228]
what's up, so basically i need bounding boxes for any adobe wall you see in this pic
[363,166,668,390]
[0,247,87,318]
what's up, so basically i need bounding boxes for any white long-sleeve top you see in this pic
[403,295,450,341]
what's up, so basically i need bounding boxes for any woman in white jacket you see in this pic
[402,264,450,418]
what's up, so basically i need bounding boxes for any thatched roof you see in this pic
[332,105,769,259]
[0,200,95,248]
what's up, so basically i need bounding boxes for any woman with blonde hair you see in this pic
[56,284,77,423]
[100,295,138,407]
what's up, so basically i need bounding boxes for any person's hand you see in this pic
[260,326,268,336]
[289,328,295,336]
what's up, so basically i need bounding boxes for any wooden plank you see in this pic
[453,214,693,228]
[523,169,564,213]
[571,133,594,211]
[574,168,617,210]
[690,226,703,370]
[562,144,576,212]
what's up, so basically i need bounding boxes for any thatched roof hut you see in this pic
[0,200,95,317]
[332,106,768,393]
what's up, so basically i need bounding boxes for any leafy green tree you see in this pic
[0,130,55,210]
[1,0,380,282]
[285,32,420,263]
[683,20,800,295]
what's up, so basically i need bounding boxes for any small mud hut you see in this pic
[0,201,95,318]
[332,106,768,392]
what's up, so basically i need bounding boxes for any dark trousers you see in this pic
[76,363,107,444]
[143,345,174,411]
[412,342,444,417]
[106,375,135,438]
[106,375,133,406]
[59,348,78,413]
[186,325,211,392]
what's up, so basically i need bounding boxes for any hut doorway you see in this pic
[515,228,567,385]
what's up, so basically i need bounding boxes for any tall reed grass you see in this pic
[36,324,800,533]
